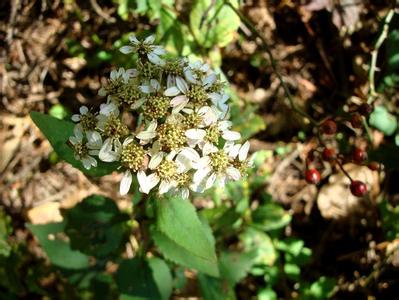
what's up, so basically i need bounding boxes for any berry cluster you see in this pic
[305,103,380,197]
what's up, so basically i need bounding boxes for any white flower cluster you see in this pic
[68,34,250,198]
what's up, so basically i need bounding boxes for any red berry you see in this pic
[321,119,337,135]
[305,168,321,184]
[350,180,368,197]
[352,148,368,164]
[350,113,363,128]
[358,103,373,116]
[322,147,336,161]
[368,161,379,171]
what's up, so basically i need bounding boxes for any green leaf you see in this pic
[219,250,258,285]
[240,228,277,266]
[30,112,118,176]
[27,222,89,270]
[158,7,185,55]
[153,195,219,277]
[116,258,161,300]
[379,199,399,240]
[198,273,236,300]
[0,209,12,257]
[190,0,240,48]
[63,195,129,258]
[258,288,277,300]
[148,257,173,300]
[301,276,336,299]
[386,29,399,72]
[283,263,301,281]
[369,106,397,136]
[251,203,291,232]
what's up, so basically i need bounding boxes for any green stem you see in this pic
[368,9,395,104]
[223,0,318,125]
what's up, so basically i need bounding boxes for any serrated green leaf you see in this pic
[116,258,161,300]
[63,195,129,258]
[369,106,397,136]
[148,257,173,300]
[27,222,89,270]
[251,203,291,232]
[154,196,218,276]
[30,112,118,176]
[198,273,236,300]
[190,0,240,48]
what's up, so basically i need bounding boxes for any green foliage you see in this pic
[116,258,161,300]
[152,195,219,277]
[300,277,337,300]
[382,29,399,87]
[27,222,90,270]
[379,199,399,240]
[0,209,12,257]
[63,195,130,258]
[30,112,118,176]
[251,203,292,232]
[369,106,397,136]
[197,273,236,300]
[190,0,240,48]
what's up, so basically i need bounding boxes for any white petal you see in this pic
[176,76,189,93]
[120,45,134,54]
[126,68,138,77]
[79,106,88,115]
[139,85,151,94]
[144,35,155,44]
[152,46,166,55]
[87,131,102,149]
[239,141,250,161]
[184,69,197,84]
[228,144,241,159]
[148,120,158,131]
[136,131,156,140]
[202,143,218,156]
[82,157,93,170]
[73,126,84,140]
[138,173,160,194]
[149,152,164,169]
[194,167,211,183]
[147,53,164,66]
[150,79,160,91]
[218,120,232,131]
[164,86,180,97]
[69,136,78,145]
[129,35,139,44]
[181,188,189,199]
[159,180,172,194]
[99,139,117,162]
[71,114,81,122]
[170,95,188,107]
[185,129,206,140]
[193,156,211,169]
[205,173,217,189]
[120,171,133,195]
[203,73,216,87]
[226,167,241,180]
[222,130,241,141]
[179,147,200,161]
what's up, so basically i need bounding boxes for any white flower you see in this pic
[120,35,166,66]
[71,106,89,122]
[137,170,160,194]
[185,120,241,152]
[191,143,241,192]
[184,60,210,84]
[69,127,102,170]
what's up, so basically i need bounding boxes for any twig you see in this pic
[223,1,318,125]
[368,9,395,104]
[89,0,116,23]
